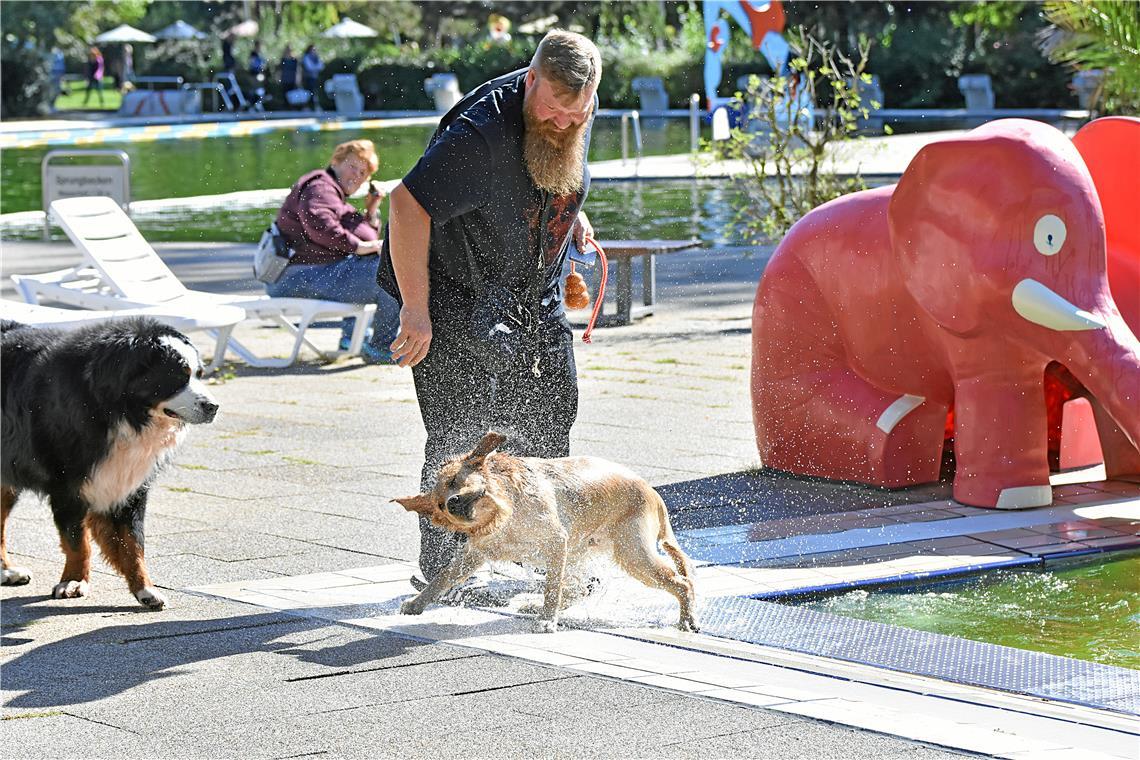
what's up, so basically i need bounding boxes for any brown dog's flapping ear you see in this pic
[393,495,437,516]
[467,431,507,463]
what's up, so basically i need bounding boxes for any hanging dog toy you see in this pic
[566,236,608,343]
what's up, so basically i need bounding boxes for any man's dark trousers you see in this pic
[411,314,578,579]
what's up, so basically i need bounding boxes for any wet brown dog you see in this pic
[395,432,699,633]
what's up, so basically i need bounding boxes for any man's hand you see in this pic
[572,210,594,248]
[391,304,432,368]
[355,239,381,256]
[365,183,384,226]
[366,182,386,211]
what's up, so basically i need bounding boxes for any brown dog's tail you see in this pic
[652,487,695,582]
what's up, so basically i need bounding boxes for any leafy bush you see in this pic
[1040,0,1140,114]
[595,2,704,109]
[597,42,701,109]
[711,30,872,244]
[137,40,215,85]
[1,42,55,118]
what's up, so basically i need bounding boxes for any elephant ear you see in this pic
[888,132,1032,335]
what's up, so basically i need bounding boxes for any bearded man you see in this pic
[379,31,602,583]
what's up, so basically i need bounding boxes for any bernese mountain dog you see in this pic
[1,317,219,609]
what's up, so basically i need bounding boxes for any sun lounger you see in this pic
[12,196,376,371]
[0,299,245,356]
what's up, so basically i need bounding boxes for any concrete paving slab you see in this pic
[5,234,1125,758]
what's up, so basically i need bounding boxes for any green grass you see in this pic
[53,88,123,112]
[164,486,192,493]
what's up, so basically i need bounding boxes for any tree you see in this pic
[712,30,873,245]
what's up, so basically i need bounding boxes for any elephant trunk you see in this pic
[1059,308,1140,455]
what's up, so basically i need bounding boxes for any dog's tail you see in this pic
[652,487,695,582]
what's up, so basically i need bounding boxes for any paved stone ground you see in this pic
[1,240,968,758]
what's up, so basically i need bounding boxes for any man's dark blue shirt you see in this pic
[380,69,594,319]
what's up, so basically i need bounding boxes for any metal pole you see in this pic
[690,93,700,154]
[620,112,629,166]
[631,111,642,175]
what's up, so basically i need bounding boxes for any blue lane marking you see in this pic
[0,117,408,149]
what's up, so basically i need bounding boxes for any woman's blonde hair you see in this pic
[330,139,379,172]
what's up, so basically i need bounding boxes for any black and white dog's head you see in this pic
[78,318,220,429]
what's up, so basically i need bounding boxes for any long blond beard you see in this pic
[523,106,587,196]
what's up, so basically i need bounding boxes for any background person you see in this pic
[279,45,299,108]
[249,40,265,77]
[301,44,323,111]
[248,40,267,108]
[268,139,400,364]
[221,34,236,72]
[118,44,134,91]
[380,30,601,583]
[83,47,105,106]
[49,47,66,106]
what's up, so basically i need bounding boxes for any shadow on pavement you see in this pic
[659,467,954,531]
[0,599,430,708]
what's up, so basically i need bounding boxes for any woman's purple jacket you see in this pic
[274,168,378,265]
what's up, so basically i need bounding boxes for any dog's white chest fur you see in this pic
[81,417,186,512]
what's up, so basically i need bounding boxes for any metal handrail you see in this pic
[182,82,232,112]
[133,76,185,90]
[620,111,643,172]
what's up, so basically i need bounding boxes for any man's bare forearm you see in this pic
[388,183,432,310]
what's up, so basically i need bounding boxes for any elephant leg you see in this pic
[757,368,946,487]
[753,255,945,488]
[952,366,1052,509]
[1089,397,1140,478]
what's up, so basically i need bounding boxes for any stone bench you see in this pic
[592,239,701,326]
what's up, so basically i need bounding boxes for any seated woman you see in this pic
[268,139,400,363]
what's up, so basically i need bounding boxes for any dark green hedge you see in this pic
[1,43,54,118]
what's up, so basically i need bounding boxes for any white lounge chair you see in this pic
[12,196,376,371]
[1,299,245,345]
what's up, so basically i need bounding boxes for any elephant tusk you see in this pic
[1011,279,1107,332]
[876,394,925,434]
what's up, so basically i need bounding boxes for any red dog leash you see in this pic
[568,236,607,344]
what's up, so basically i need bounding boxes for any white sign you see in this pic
[45,165,129,207]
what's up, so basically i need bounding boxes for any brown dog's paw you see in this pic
[532,618,558,634]
[516,594,543,615]
[400,599,425,615]
[135,587,167,610]
[2,566,32,586]
[678,615,701,633]
[51,580,90,599]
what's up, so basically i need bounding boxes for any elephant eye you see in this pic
[1033,215,1066,256]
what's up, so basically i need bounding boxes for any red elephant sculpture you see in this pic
[751,118,1140,509]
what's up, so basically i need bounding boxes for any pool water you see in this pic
[792,553,1140,669]
[2,178,753,246]
[0,118,702,215]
